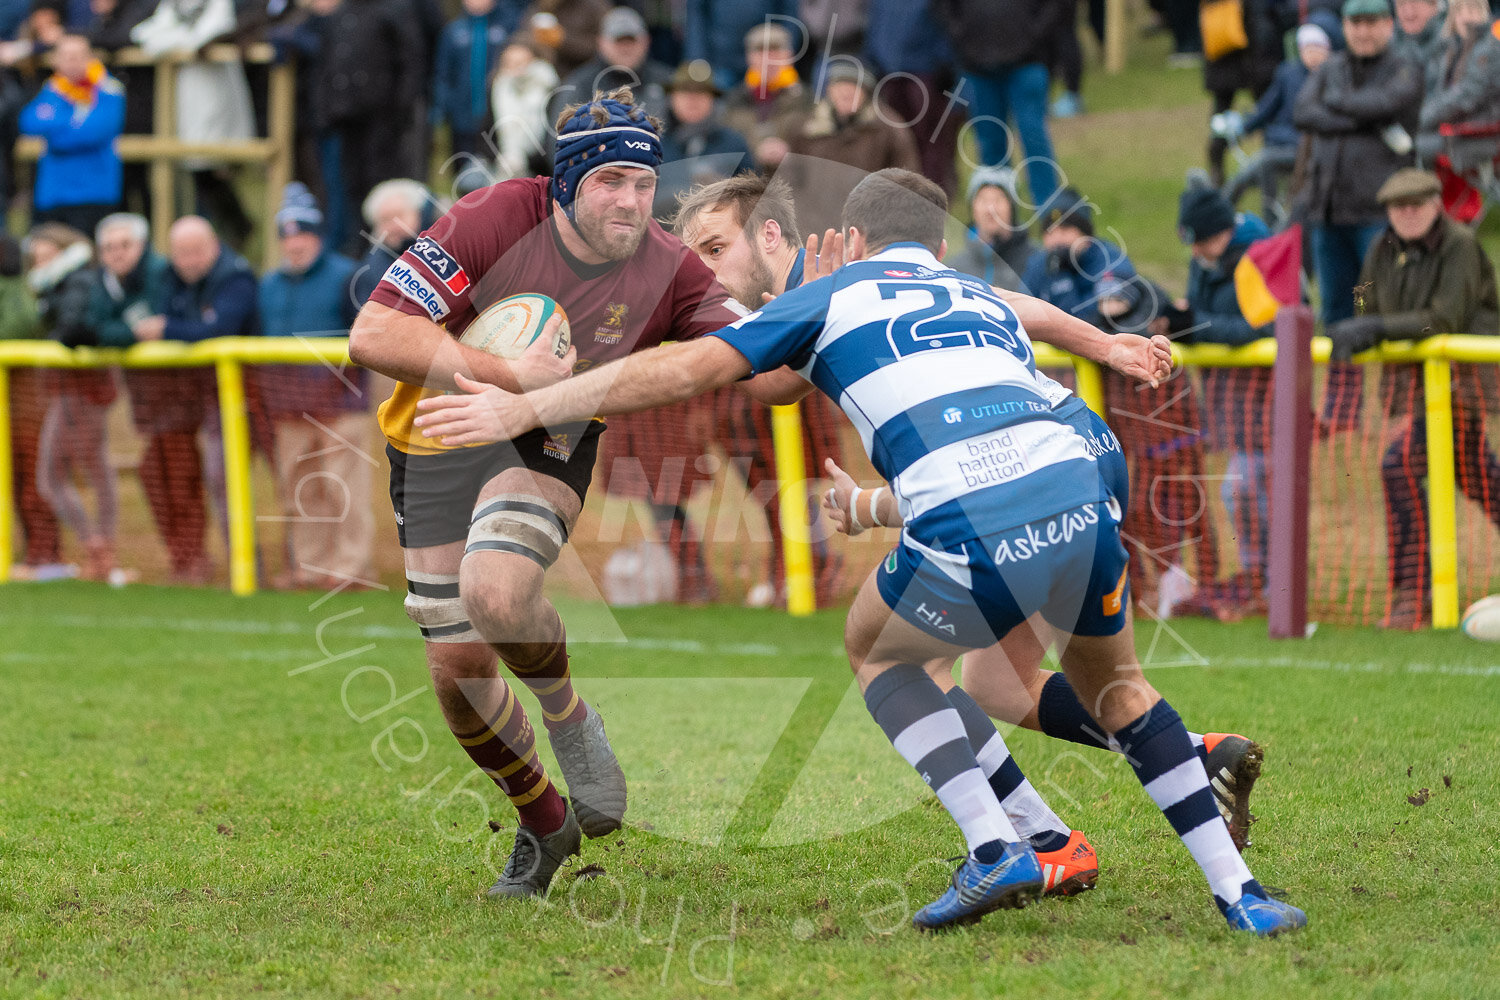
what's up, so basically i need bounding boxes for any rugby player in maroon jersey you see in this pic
[349,90,759,899]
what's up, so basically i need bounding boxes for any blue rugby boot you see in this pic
[912,842,1044,931]
[1221,891,1307,936]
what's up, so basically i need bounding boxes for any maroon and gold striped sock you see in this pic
[501,628,587,732]
[452,680,566,834]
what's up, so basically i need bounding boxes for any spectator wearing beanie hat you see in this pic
[258,182,372,589]
[949,166,1042,291]
[1177,180,1274,606]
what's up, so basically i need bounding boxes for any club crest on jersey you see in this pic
[409,238,470,295]
[883,269,915,278]
[542,432,574,462]
[594,303,628,345]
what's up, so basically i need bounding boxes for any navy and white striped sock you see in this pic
[947,685,1072,853]
[864,665,1019,858]
[1115,699,1262,908]
[1039,673,1209,762]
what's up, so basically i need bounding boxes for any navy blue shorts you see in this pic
[876,498,1131,648]
[1056,397,1128,512]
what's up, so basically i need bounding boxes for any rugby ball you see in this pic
[1460,594,1500,641]
[459,293,571,360]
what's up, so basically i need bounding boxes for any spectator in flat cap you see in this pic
[258,182,372,590]
[655,60,752,220]
[778,56,921,238]
[1328,168,1500,628]
[1294,0,1422,430]
[949,166,1042,291]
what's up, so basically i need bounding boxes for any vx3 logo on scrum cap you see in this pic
[625,140,653,151]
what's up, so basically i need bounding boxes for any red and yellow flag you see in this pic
[1234,223,1302,327]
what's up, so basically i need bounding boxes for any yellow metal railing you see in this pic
[1065,333,1500,630]
[0,337,348,595]
[4,335,1497,622]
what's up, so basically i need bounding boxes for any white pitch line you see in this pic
[0,612,793,659]
[5,612,1498,678]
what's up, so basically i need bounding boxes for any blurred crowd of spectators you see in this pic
[3,0,1500,625]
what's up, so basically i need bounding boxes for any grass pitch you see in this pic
[3,582,1498,998]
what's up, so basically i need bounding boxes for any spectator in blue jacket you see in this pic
[1023,189,1145,327]
[1178,183,1274,604]
[258,183,373,589]
[431,0,513,161]
[654,60,751,220]
[137,216,258,344]
[18,34,124,235]
[1221,22,1332,228]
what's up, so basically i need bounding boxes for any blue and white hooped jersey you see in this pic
[708,243,1108,549]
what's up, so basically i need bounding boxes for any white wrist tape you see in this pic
[864,487,887,528]
[847,485,865,532]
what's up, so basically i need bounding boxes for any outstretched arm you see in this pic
[414,334,753,446]
[998,288,1174,386]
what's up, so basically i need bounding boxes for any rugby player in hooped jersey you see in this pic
[413,169,1308,936]
[676,174,1267,869]
[348,89,763,900]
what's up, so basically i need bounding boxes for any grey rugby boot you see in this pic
[549,703,627,837]
[486,801,582,899]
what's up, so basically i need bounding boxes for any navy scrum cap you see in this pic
[551,96,664,219]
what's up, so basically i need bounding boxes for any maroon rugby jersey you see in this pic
[370,176,742,453]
